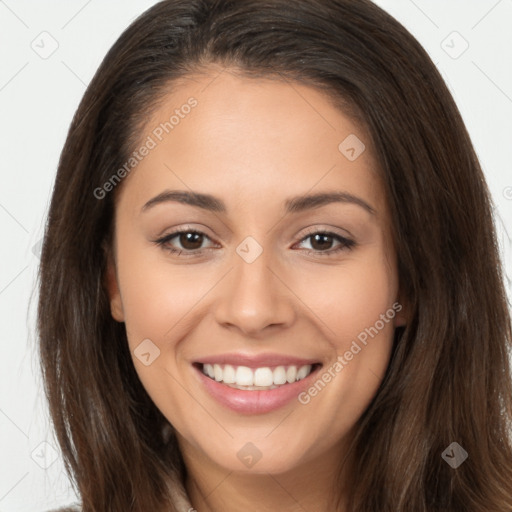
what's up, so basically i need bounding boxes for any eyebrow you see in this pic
[141,190,376,215]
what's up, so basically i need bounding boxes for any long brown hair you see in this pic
[37,0,512,510]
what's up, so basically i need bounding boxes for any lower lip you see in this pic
[194,364,321,414]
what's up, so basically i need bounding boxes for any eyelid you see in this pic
[295,224,354,242]
[154,224,219,247]
[155,224,216,240]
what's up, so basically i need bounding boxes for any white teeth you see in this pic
[254,367,273,387]
[273,366,287,385]
[236,366,254,386]
[201,363,314,387]
[286,366,297,383]
[297,365,311,380]
[222,364,236,384]
[214,364,222,381]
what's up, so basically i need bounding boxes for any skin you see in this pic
[106,67,407,512]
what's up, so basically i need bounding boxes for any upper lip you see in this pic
[194,352,322,369]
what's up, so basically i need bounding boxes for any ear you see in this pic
[104,251,125,323]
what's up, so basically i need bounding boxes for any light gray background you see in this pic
[0,1,511,510]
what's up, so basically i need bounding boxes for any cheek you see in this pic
[332,265,396,349]
[115,236,212,343]
[114,242,207,429]
[113,234,228,415]
[292,247,398,429]
[294,248,398,353]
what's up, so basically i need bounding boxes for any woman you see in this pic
[39,0,512,511]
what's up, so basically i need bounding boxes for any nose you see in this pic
[213,246,295,336]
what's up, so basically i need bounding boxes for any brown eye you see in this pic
[295,230,356,256]
[309,233,335,251]
[177,232,204,250]
[154,229,216,256]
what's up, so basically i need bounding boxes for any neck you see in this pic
[181,439,353,512]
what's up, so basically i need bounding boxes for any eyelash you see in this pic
[153,227,356,258]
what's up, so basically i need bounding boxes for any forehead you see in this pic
[117,69,385,217]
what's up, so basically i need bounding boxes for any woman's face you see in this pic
[107,68,406,475]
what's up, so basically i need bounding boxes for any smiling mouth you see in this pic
[195,362,322,390]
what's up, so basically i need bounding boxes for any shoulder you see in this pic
[44,506,81,512]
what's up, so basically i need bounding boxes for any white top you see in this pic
[46,464,194,512]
